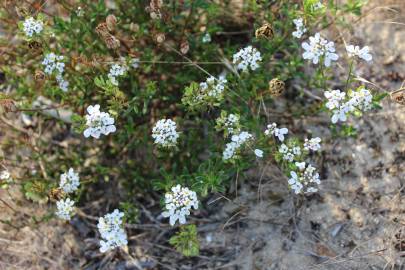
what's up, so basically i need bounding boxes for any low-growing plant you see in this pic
[0,0,388,259]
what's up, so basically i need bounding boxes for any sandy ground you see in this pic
[0,0,404,269]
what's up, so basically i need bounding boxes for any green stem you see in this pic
[345,59,354,91]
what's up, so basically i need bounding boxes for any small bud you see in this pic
[255,23,274,39]
[106,15,117,32]
[268,78,285,97]
[155,33,165,44]
[180,41,189,54]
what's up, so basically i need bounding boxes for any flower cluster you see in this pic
[223,131,253,160]
[97,210,128,253]
[83,105,117,139]
[152,119,179,147]
[279,144,301,162]
[108,64,127,86]
[162,185,199,226]
[292,18,306,39]
[42,53,69,91]
[304,137,322,152]
[232,46,262,72]
[222,113,240,135]
[302,33,339,67]
[183,76,228,109]
[199,76,227,100]
[288,162,320,194]
[346,44,372,62]
[59,168,80,194]
[265,122,289,142]
[55,198,75,220]
[324,88,373,123]
[23,17,43,37]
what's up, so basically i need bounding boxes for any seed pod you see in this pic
[180,40,189,54]
[104,35,121,49]
[391,88,405,105]
[268,78,285,96]
[106,14,117,32]
[255,23,274,39]
[34,70,45,82]
[155,32,165,44]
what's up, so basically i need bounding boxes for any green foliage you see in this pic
[169,225,200,257]
[23,180,49,203]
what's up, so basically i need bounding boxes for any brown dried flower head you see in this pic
[48,188,66,202]
[28,40,43,52]
[34,70,45,82]
[0,99,16,113]
[106,14,117,32]
[255,23,274,39]
[268,78,285,96]
[104,35,121,49]
[180,41,189,54]
[95,22,110,37]
[155,32,166,44]
[391,88,405,105]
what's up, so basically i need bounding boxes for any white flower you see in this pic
[346,45,372,62]
[152,119,179,147]
[108,64,127,86]
[23,17,43,37]
[130,58,140,69]
[304,137,322,152]
[222,131,253,160]
[97,209,128,253]
[202,33,211,43]
[56,198,75,220]
[84,105,116,139]
[223,131,253,160]
[162,185,198,226]
[348,87,373,111]
[278,144,300,162]
[42,53,69,91]
[224,113,240,135]
[265,123,288,142]
[292,18,307,39]
[324,88,373,124]
[295,162,306,171]
[313,1,324,10]
[288,163,320,194]
[288,171,303,194]
[254,149,263,158]
[0,170,11,181]
[232,46,262,72]
[198,76,227,100]
[302,33,339,67]
[325,90,346,110]
[59,168,80,193]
